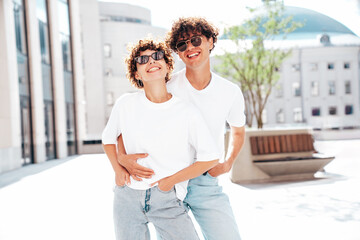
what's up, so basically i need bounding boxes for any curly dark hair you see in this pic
[165,17,219,53]
[125,38,174,89]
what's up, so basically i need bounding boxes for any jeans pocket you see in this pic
[205,172,217,179]
[156,185,174,193]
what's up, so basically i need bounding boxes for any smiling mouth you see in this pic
[187,52,200,58]
[147,67,160,73]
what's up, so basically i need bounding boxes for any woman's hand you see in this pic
[151,176,175,192]
[115,166,130,186]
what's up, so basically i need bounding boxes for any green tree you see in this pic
[215,1,303,128]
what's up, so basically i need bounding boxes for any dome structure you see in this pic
[282,6,356,39]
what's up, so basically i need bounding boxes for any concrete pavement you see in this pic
[0,139,360,240]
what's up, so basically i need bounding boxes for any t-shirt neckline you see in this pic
[183,70,214,94]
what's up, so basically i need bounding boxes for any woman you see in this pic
[102,38,219,240]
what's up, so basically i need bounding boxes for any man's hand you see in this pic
[115,166,131,186]
[117,153,154,181]
[207,161,232,178]
[151,176,175,192]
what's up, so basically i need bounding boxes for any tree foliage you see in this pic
[215,2,303,128]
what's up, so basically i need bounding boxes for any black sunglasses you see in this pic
[134,50,165,64]
[176,36,202,52]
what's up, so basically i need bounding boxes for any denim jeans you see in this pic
[113,185,199,240]
[183,173,241,240]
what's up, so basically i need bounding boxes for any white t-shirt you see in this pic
[102,91,220,200]
[167,69,246,159]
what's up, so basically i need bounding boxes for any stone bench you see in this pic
[230,128,335,184]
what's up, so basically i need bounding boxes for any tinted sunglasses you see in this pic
[134,50,165,64]
[176,36,202,52]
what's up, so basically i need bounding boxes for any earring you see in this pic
[138,79,144,87]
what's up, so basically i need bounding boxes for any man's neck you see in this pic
[185,63,212,91]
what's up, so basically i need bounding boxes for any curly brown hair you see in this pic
[125,38,174,89]
[165,17,219,53]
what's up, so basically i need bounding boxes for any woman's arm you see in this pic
[151,159,219,191]
[103,144,130,186]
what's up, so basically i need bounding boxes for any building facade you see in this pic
[214,6,360,130]
[0,0,87,173]
[98,2,170,120]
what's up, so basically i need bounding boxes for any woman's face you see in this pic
[135,49,169,84]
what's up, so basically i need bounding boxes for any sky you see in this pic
[100,0,360,36]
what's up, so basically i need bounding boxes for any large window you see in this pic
[293,108,302,122]
[13,0,34,165]
[345,105,353,115]
[58,0,76,155]
[311,81,319,96]
[293,82,301,97]
[328,81,336,95]
[312,108,321,116]
[37,0,56,160]
[345,81,351,94]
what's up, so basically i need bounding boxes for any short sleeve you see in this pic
[101,100,122,145]
[226,87,246,127]
[188,108,220,162]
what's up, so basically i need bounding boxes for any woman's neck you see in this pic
[143,81,172,103]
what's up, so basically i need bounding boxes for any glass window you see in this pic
[329,81,336,95]
[104,44,111,58]
[37,0,51,64]
[345,81,351,94]
[345,105,353,115]
[107,92,114,105]
[292,64,300,71]
[311,81,319,96]
[13,1,27,54]
[261,109,267,124]
[329,107,337,115]
[312,108,321,116]
[276,109,285,123]
[275,84,283,98]
[293,82,301,97]
[293,108,303,122]
[309,63,318,71]
[344,62,350,69]
[327,63,335,70]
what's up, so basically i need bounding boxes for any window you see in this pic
[329,107,337,115]
[105,68,112,77]
[327,63,334,70]
[104,44,111,58]
[328,81,336,95]
[344,62,350,69]
[312,108,321,116]
[311,81,319,96]
[276,109,285,123]
[309,63,318,71]
[293,82,301,97]
[107,92,114,105]
[345,105,353,115]
[345,81,351,94]
[262,109,267,124]
[293,108,303,122]
[292,64,300,71]
[275,84,283,98]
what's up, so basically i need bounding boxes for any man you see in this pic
[117,17,246,240]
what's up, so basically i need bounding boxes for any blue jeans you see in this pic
[113,185,199,240]
[183,173,241,240]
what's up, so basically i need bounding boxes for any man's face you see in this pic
[176,32,213,69]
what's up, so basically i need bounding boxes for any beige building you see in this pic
[0,0,176,173]
[0,0,91,173]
